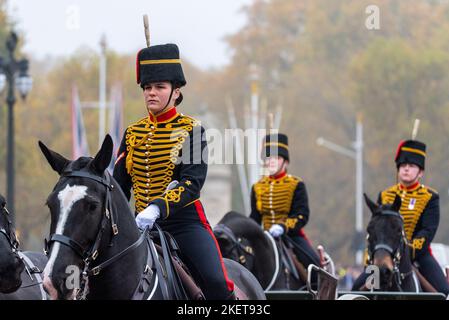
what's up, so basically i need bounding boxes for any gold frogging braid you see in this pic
[381,184,433,241]
[125,113,199,213]
[253,174,301,231]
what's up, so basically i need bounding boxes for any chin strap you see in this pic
[148,85,175,122]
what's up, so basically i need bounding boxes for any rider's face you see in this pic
[398,163,423,186]
[143,82,179,115]
[264,156,286,176]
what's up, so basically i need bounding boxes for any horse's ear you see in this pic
[392,194,402,212]
[91,134,113,175]
[364,193,379,216]
[38,141,70,175]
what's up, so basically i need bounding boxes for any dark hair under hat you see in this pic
[395,140,426,170]
[136,43,186,88]
[261,133,289,162]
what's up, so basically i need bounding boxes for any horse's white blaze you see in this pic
[43,184,88,281]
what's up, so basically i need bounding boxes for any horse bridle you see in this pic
[45,169,156,299]
[0,205,19,254]
[45,170,147,278]
[367,209,412,289]
[45,170,119,269]
[214,224,254,265]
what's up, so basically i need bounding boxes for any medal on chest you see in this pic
[408,198,416,210]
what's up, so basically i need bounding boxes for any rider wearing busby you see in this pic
[376,139,449,295]
[113,42,235,299]
[249,133,321,271]
[352,138,449,294]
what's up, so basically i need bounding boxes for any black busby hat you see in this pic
[395,140,426,170]
[136,43,186,88]
[261,133,289,162]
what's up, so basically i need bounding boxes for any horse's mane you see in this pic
[218,211,246,224]
[379,202,397,212]
[218,211,267,242]
[369,202,401,222]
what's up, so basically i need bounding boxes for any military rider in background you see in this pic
[352,139,449,295]
[250,133,321,273]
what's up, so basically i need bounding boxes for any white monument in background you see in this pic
[197,107,232,227]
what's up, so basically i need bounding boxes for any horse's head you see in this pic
[364,193,405,289]
[40,135,114,300]
[214,222,255,270]
[0,194,24,293]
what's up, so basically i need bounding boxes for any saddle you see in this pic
[149,227,246,300]
[276,237,308,283]
[149,227,205,300]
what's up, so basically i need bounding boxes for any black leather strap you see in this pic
[279,238,299,281]
[62,171,112,189]
[87,227,148,276]
[49,234,86,258]
[155,223,188,300]
[147,233,170,300]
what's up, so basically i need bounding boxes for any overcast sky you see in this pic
[7,0,253,70]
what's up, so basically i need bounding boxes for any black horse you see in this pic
[0,194,48,300]
[214,211,331,291]
[352,194,419,292]
[39,135,265,300]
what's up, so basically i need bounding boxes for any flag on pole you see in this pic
[107,84,124,173]
[71,85,90,159]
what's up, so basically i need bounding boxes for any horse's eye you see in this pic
[88,203,98,212]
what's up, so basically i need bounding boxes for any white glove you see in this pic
[269,224,284,238]
[135,204,160,230]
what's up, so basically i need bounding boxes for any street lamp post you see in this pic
[0,31,33,224]
[317,115,364,266]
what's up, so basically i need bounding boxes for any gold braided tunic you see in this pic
[113,107,207,220]
[379,183,439,253]
[250,172,310,234]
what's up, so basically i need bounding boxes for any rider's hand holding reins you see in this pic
[136,204,160,230]
[269,224,284,238]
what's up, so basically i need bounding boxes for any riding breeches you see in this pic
[289,234,321,268]
[416,248,449,295]
[158,202,235,300]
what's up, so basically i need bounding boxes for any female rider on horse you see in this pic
[249,133,321,271]
[113,42,235,300]
[352,139,449,295]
